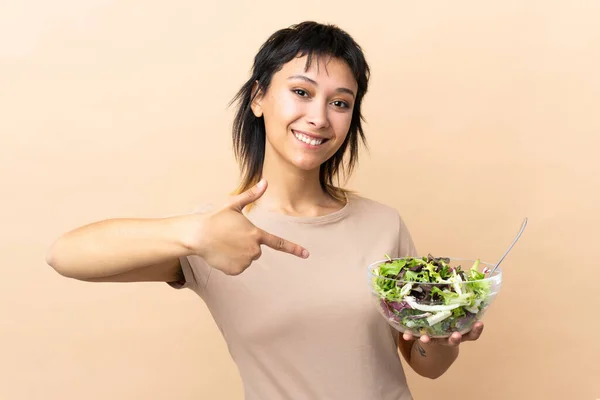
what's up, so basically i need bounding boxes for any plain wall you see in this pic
[1,1,599,399]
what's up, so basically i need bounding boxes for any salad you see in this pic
[371,254,495,337]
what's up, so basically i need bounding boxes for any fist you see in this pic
[188,179,309,275]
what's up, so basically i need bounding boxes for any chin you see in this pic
[290,159,322,172]
[287,154,327,172]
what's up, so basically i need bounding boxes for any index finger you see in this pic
[464,322,484,341]
[258,230,309,259]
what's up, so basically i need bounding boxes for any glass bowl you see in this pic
[367,255,502,338]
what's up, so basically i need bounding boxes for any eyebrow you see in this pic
[287,75,356,98]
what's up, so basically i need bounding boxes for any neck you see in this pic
[257,150,344,217]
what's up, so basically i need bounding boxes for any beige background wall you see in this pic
[1,1,598,399]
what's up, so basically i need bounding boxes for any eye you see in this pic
[332,100,350,109]
[293,89,309,97]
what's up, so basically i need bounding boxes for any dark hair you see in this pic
[230,21,370,201]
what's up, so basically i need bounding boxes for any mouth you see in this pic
[292,130,329,147]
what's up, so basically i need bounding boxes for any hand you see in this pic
[187,178,309,275]
[403,321,485,347]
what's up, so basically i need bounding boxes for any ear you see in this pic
[250,80,264,118]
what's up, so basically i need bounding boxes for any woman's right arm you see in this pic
[46,179,309,283]
[45,214,201,283]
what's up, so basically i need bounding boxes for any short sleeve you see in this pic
[166,203,215,294]
[167,254,212,293]
[397,213,418,258]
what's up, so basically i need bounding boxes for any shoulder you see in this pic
[347,192,417,255]
[347,192,402,221]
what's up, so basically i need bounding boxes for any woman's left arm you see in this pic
[397,321,484,379]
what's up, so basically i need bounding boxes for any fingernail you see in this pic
[301,249,309,258]
[257,179,265,188]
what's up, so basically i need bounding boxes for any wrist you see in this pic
[173,213,207,257]
[412,339,459,358]
[412,339,427,357]
[409,339,459,379]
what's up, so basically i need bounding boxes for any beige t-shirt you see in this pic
[170,193,417,400]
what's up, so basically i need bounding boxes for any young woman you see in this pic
[46,21,483,400]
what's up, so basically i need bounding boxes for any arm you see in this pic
[46,179,308,283]
[397,322,484,379]
[45,214,201,282]
[398,336,459,379]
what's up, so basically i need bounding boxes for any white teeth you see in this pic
[294,131,323,146]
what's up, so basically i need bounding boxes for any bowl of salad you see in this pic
[367,254,502,338]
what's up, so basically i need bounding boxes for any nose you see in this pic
[306,101,329,129]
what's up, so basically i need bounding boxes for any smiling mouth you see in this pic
[292,130,329,146]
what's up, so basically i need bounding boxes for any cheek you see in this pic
[269,92,303,123]
[330,112,353,139]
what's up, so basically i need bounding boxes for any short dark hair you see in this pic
[230,21,370,201]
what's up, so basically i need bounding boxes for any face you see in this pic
[251,55,358,172]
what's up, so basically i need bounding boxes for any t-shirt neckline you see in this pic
[245,193,353,225]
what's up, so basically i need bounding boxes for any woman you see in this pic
[46,21,483,400]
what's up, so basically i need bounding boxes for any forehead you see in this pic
[274,54,358,91]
